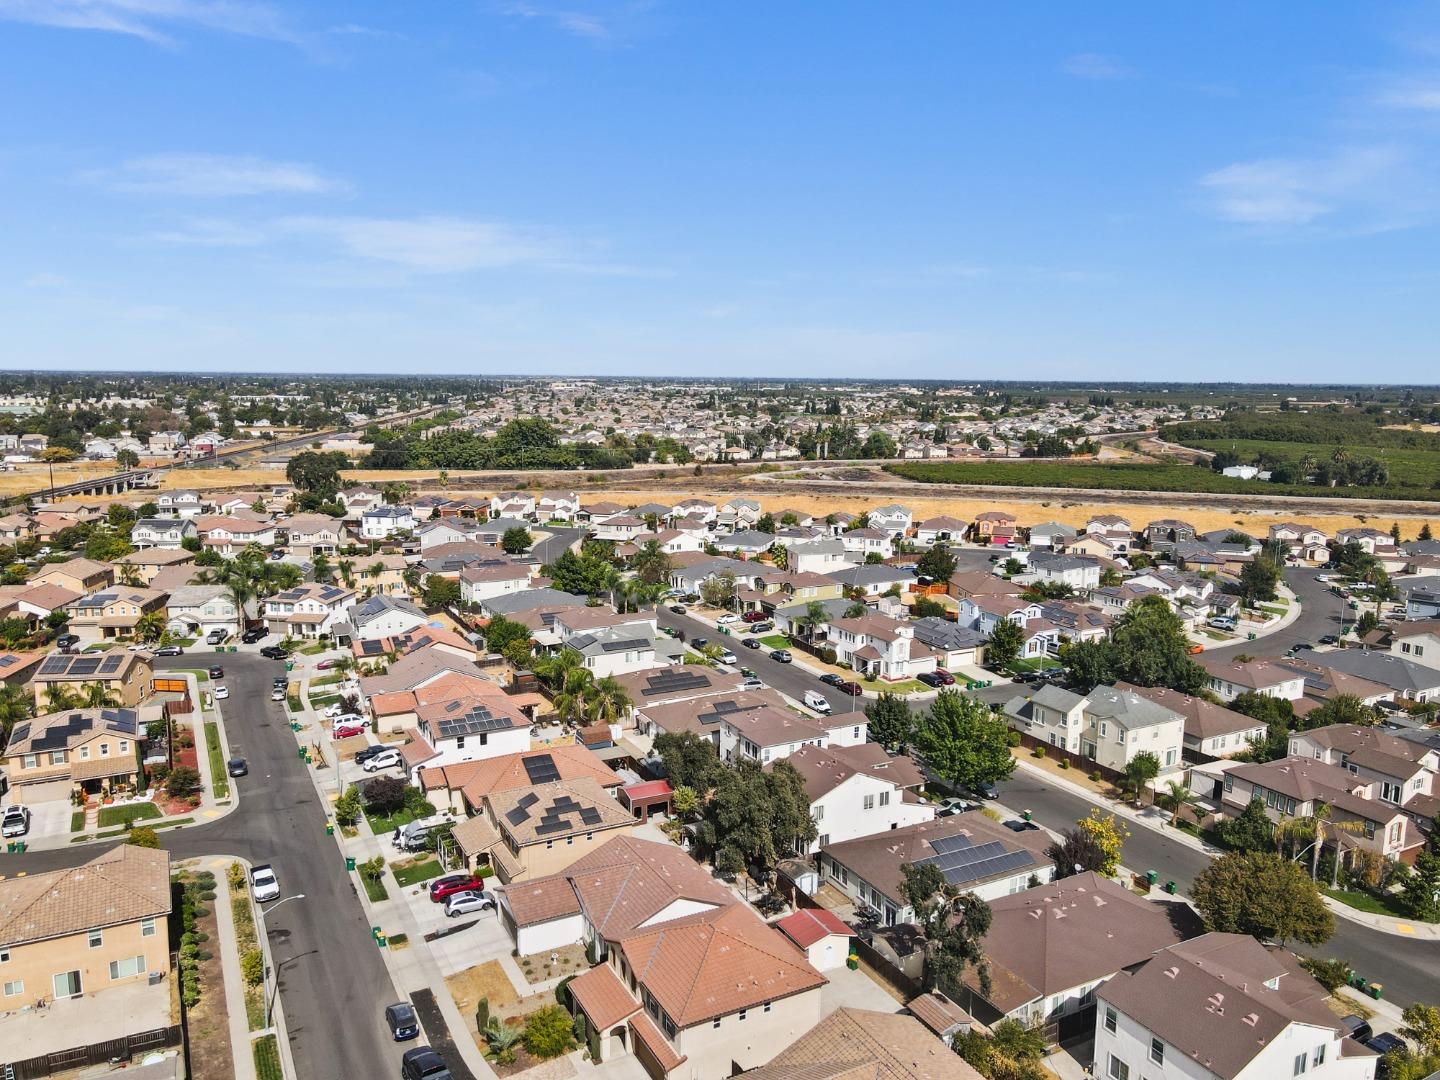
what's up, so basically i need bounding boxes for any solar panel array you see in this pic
[915,833,1036,888]
[640,669,712,697]
[359,640,386,656]
[599,637,649,654]
[435,703,514,739]
[39,654,73,676]
[523,754,560,784]
[98,654,124,674]
[318,586,350,602]
[0,655,16,669]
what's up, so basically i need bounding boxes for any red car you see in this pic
[316,658,339,670]
[332,723,366,739]
[742,611,766,623]
[933,669,956,686]
[429,874,487,902]
[837,681,864,696]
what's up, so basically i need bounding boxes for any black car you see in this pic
[401,1047,451,1080]
[55,633,79,652]
[669,604,687,615]
[1366,1032,1406,1071]
[259,645,287,660]
[207,665,224,679]
[691,637,708,650]
[227,757,248,777]
[241,626,268,644]
[354,744,389,765]
[155,644,184,656]
[742,637,761,649]
[771,649,793,663]
[917,671,945,688]
[819,672,844,687]
[1318,634,1340,646]
[1340,1015,1373,1043]
[385,1001,420,1041]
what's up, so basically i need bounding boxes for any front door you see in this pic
[53,969,82,998]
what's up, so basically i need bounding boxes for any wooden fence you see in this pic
[4,1025,183,1079]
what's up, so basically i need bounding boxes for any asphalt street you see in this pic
[7,654,407,1080]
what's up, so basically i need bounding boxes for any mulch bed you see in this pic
[186,891,237,1080]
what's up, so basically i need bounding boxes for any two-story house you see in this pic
[130,517,197,550]
[1287,724,1438,810]
[30,649,152,709]
[282,513,343,557]
[1124,685,1268,762]
[261,583,356,638]
[164,585,242,640]
[825,613,938,681]
[784,741,932,852]
[3,706,142,803]
[913,515,969,548]
[490,491,537,520]
[466,777,639,884]
[1028,552,1101,591]
[194,513,277,556]
[500,836,827,1080]
[537,491,580,522]
[68,587,167,644]
[360,505,416,540]
[1197,656,1307,703]
[1004,684,1186,776]
[156,490,205,518]
[867,504,913,538]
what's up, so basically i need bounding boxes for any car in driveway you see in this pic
[385,1001,420,1041]
[750,620,774,633]
[214,685,230,700]
[332,722,366,740]
[401,1046,452,1080]
[742,610,766,623]
[259,645,287,660]
[206,629,229,645]
[917,671,946,688]
[771,649,792,663]
[354,744,390,765]
[1365,1032,1406,1068]
[241,626,268,644]
[717,613,740,625]
[819,672,845,687]
[316,658,340,670]
[1319,634,1340,646]
[430,874,487,902]
[250,864,280,902]
[444,890,496,918]
[742,637,762,649]
[931,668,956,686]
[362,749,402,772]
[1,806,31,838]
[227,757,248,777]
[154,644,184,656]
[207,665,224,679]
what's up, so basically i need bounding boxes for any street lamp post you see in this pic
[257,893,306,1028]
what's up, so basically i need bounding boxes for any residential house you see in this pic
[826,564,912,598]
[785,539,852,576]
[349,594,430,641]
[1287,724,1438,810]
[1086,515,1133,548]
[826,613,939,682]
[1336,527,1397,556]
[193,514,276,556]
[156,490,205,518]
[947,571,1023,602]
[747,1007,982,1080]
[113,548,195,586]
[566,627,675,678]
[1197,657,1307,703]
[360,505,416,540]
[868,505,913,538]
[459,561,533,605]
[423,742,620,819]
[1392,620,1440,670]
[1028,522,1077,550]
[130,517,198,550]
[1028,552,1101,591]
[956,595,1042,636]
[819,814,1054,921]
[972,511,1017,540]
[594,515,649,544]
[31,558,114,597]
[614,665,747,727]
[957,872,1199,1032]
[1142,519,1198,549]
[0,846,172,1008]
[261,583,356,639]
[490,491,537,520]
[30,649,151,709]
[501,836,826,1079]
[68,587,167,644]
[784,741,932,852]
[913,516,969,548]
[3,706,143,803]
[1269,522,1332,562]
[283,514,343,557]
[1220,758,1422,864]
[717,498,763,531]
[1004,684,1186,776]
[1123,685,1268,762]
[1064,533,1128,560]
[400,686,532,775]
[537,491,580,522]
[911,617,986,670]
[838,527,891,561]
[712,530,776,557]
[337,487,384,519]
[165,585,242,640]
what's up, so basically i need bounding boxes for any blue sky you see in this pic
[3,2,1440,381]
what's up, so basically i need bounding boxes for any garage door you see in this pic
[18,778,72,803]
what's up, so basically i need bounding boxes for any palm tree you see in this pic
[43,684,82,712]
[585,677,630,725]
[365,561,386,596]
[337,559,356,589]
[553,675,593,725]
[798,599,828,643]
[1275,801,1367,883]
[0,684,35,738]
[769,543,789,571]
[1158,780,1200,827]
[117,562,143,587]
[311,552,333,584]
[539,650,588,695]
[134,610,166,643]
[81,683,121,709]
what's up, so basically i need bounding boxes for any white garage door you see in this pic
[18,778,73,803]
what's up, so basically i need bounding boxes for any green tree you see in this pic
[501,527,533,554]
[1400,851,1440,922]
[1191,851,1333,945]
[240,948,265,987]
[1123,750,1161,805]
[632,540,673,586]
[699,570,738,610]
[654,731,723,792]
[285,450,348,493]
[916,544,958,583]
[898,861,991,996]
[116,447,140,470]
[984,618,1024,672]
[1220,796,1276,852]
[865,692,913,754]
[1064,595,1207,694]
[1401,1003,1440,1055]
[912,596,946,619]
[481,615,531,655]
[700,759,816,878]
[126,826,161,848]
[912,690,1015,794]
[1239,553,1281,604]
[423,575,461,609]
[546,548,618,597]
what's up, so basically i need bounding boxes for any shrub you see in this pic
[363,776,407,814]
[241,948,265,987]
[1005,730,1022,747]
[1090,770,1102,783]
[523,1005,576,1060]
[555,975,576,1009]
[126,826,161,848]
[227,862,247,890]
[1058,759,1070,769]
[166,766,202,799]
[1300,956,1352,993]
[1032,746,1046,758]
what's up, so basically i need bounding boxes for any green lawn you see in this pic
[1010,657,1061,672]
[253,1034,283,1080]
[97,802,162,828]
[1324,887,1414,920]
[361,872,390,903]
[309,672,343,687]
[855,677,928,695]
[364,805,425,835]
[70,810,85,832]
[758,634,792,649]
[391,858,444,887]
[205,721,229,800]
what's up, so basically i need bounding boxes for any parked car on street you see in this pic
[771,649,793,663]
[385,1002,420,1041]
[400,1047,451,1080]
[669,605,687,615]
[214,685,230,700]
[691,637,709,650]
[155,644,184,656]
[742,637,761,649]
[1319,634,1340,646]
[259,645,287,660]
[271,687,285,701]
[717,650,738,664]
[208,665,224,679]
[837,681,864,696]
[819,672,844,687]
[250,864,280,902]
[227,757,248,777]
[803,690,832,715]
[429,874,487,902]
[444,891,496,918]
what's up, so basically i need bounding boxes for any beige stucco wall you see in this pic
[501,821,641,882]
[670,986,825,1079]
[1,918,171,1005]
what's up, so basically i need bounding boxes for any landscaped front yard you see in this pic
[365,804,425,835]
[1010,657,1061,673]
[391,856,445,887]
[1324,887,1413,921]
[97,801,162,829]
[757,634,792,649]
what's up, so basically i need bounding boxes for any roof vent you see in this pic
[1163,966,1180,980]
[1242,1013,1259,1027]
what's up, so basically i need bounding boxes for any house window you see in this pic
[713,1017,722,1029]
[49,751,66,766]
[1150,1037,1164,1065]
[109,955,145,981]
[141,918,157,938]
[863,794,875,811]
[0,949,8,963]
[763,1001,772,1013]
[1106,1055,1129,1080]
[1099,721,1108,738]
[1104,1007,1117,1033]
[738,1009,747,1021]
[3,980,21,997]
[79,745,91,760]
[814,805,824,821]
[119,740,129,753]
[1381,782,1401,803]
[1165,749,1176,767]
[1294,1051,1307,1075]
[1314,1044,1326,1067]
[1224,774,1234,792]
[456,737,464,748]
[88,929,103,949]
[23,754,37,769]
[100,743,110,757]
[879,791,890,807]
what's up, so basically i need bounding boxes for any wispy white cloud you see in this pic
[499,1,611,40]
[0,0,297,45]
[1198,146,1412,227]
[88,153,344,197]
[1061,52,1134,80]
[279,215,556,273]
[1375,79,1440,111]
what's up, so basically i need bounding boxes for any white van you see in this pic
[803,690,832,715]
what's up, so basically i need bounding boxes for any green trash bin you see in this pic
[376,932,387,948]
[1146,870,1159,886]
[346,856,356,871]
[1164,880,1177,894]
[298,747,306,760]
[325,823,334,836]
[286,660,294,672]
[1369,983,1383,1000]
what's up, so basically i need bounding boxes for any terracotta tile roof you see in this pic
[451,814,500,858]
[776,908,852,949]
[621,902,827,1026]
[567,962,641,1030]
[370,691,419,717]
[746,1007,981,1080]
[0,845,170,949]
[503,876,583,927]
[399,731,440,767]
[629,1012,686,1073]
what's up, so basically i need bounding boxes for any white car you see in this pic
[445,890,496,917]
[323,703,344,718]
[332,714,364,731]
[716,614,740,625]
[1,806,31,838]
[214,685,230,700]
[250,864,280,902]
[362,749,402,773]
[803,690,833,715]
[717,650,738,665]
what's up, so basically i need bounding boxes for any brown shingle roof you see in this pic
[747,1007,981,1080]
[0,845,170,948]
